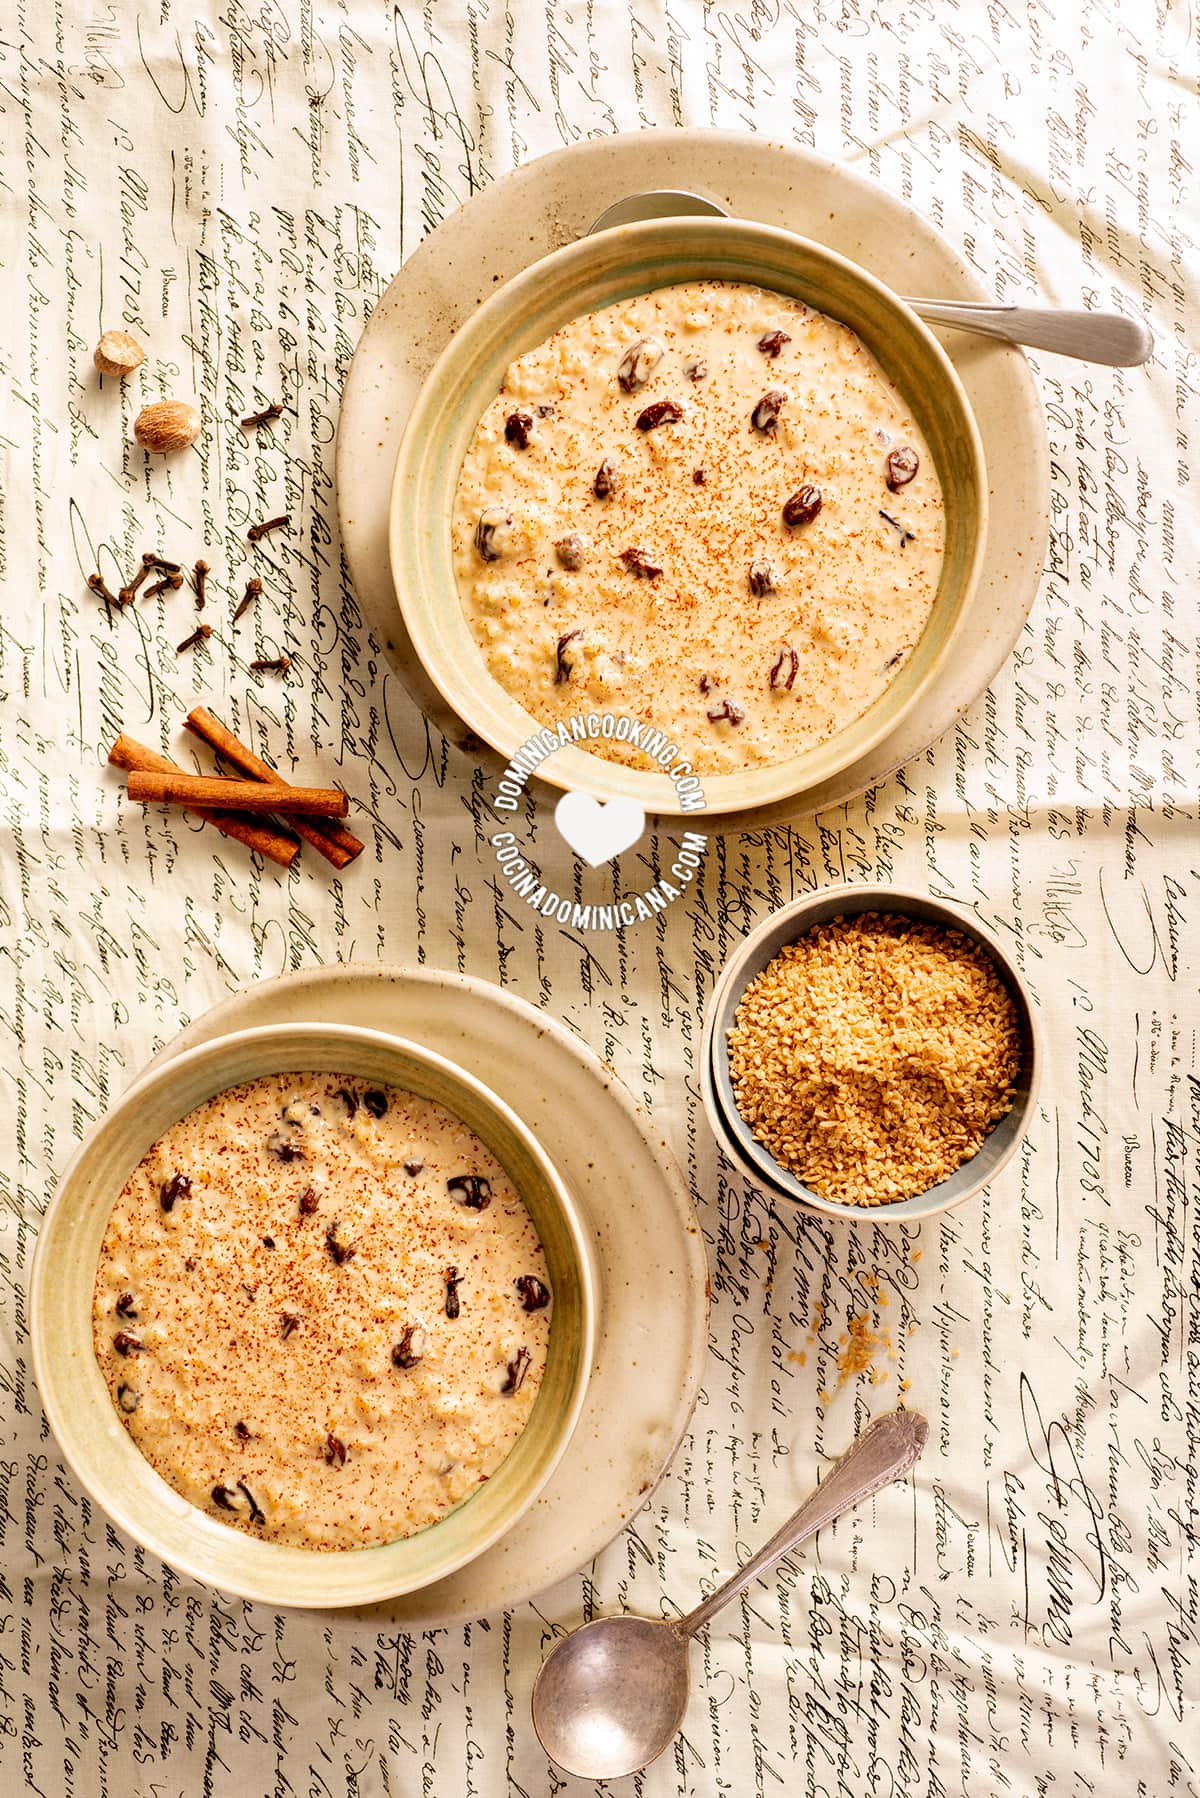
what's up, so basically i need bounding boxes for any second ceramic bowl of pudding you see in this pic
[389,215,987,818]
[702,885,1040,1221]
[30,1022,595,1607]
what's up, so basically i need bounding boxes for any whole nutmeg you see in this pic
[93,330,145,378]
[134,400,201,455]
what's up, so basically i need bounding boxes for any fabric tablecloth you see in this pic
[1,2,1195,1792]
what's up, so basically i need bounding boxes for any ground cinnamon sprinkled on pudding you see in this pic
[92,1073,552,1550]
[727,914,1022,1206]
[452,280,944,777]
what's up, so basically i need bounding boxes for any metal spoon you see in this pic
[588,191,1153,366]
[531,1408,928,1780]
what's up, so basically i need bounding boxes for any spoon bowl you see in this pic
[531,1408,928,1778]
[532,1616,689,1779]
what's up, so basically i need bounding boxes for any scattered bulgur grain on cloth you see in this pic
[726,913,1022,1206]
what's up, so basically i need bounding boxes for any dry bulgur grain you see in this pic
[726,912,1022,1206]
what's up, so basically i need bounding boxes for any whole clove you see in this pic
[250,654,291,674]
[232,575,261,623]
[240,402,284,429]
[146,572,184,599]
[119,560,153,607]
[176,624,213,655]
[247,513,290,542]
[193,559,209,608]
[88,572,120,609]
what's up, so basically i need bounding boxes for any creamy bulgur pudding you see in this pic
[92,1073,552,1551]
[452,279,945,776]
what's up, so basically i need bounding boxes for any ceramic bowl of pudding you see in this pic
[389,216,987,817]
[31,1022,595,1606]
[701,885,1040,1221]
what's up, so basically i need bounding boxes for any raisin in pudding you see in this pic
[92,1073,552,1551]
[451,280,945,776]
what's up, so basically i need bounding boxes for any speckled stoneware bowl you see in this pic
[389,216,987,817]
[31,1022,595,1607]
[701,885,1040,1221]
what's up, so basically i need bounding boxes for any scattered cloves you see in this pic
[119,561,153,607]
[87,572,121,609]
[241,402,284,429]
[232,575,261,623]
[146,572,184,599]
[247,513,290,542]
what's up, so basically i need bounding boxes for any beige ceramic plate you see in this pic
[389,218,987,817]
[337,131,1049,831]
[146,965,709,1628]
[31,1023,595,1608]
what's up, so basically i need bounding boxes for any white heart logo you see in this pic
[554,790,646,867]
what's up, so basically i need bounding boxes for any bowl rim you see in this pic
[701,883,1042,1221]
[388,213,989,817]
[30,1020,596,1607]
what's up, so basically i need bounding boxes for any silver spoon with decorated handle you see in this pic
[531,1407,928,1780]
[588,192,1153,366]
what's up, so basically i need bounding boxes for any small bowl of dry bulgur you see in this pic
[702,886,1039,1220]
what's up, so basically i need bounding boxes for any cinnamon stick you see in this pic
[108,735,299,868]
[126,771,348,818]
[185,707,364,869]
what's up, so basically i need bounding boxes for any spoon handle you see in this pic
[906,299,1153,367]
[679,1409,928,1640]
